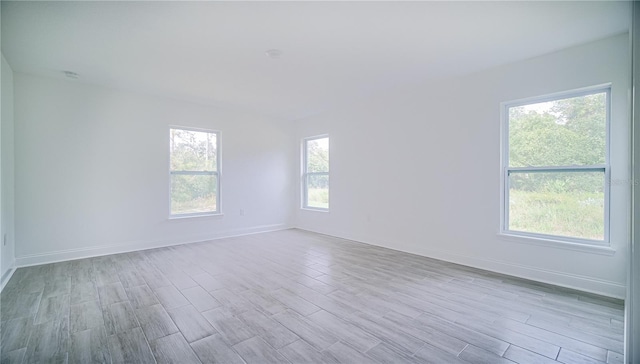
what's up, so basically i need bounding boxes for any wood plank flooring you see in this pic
[0,229,624,363]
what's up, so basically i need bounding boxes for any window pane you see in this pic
[170,129,217,171]
[306,137,329,172]
[508,92,606,167]
[508,171,604,240]
[306,174,329,209]
[171,174,217,214]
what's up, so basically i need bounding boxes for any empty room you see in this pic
[1,1,639,364]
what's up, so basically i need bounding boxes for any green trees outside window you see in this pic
[170,128,219,216]
[303,136,329,209]
[505,90,608,241]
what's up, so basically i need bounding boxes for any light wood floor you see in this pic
[0,229,624,364]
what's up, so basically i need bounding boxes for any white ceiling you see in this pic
[1,1,631,121]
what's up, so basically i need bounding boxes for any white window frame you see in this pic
[169,126,221,218]
[302,135,329,211]
[500,85,611,246]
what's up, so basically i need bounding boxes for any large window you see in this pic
[170,127,220,217]
[502,86,610,244]
[303,136,329,210]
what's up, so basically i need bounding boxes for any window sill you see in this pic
[498,232,616,256]
[169,213,224,220]
[301,207,330,213]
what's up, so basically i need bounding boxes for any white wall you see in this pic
[1,53,15,286]
[14,73,295,265]
[7,33,630,298]
[296,33,631,298]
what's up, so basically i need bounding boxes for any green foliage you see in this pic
[510,171,603,194]
[508,92,606,193]
[170,129,217,171]
[509,93,606,168]
[170,129,218,214]
[306,175,329,208]
[307,138,329,173]
[307,188,329,209]
[507,92,607,240]
[171,193,217,215]
[171,175,217,214]
[509,189,604,240]
[305,137,329,208]
[307,174,329,189]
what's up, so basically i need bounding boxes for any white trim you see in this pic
[169,127,221,217]
[168,213,224,220]
[14,224,290,268]
[300,207,330,213]
[500,86,612,246]
[0,262,16,292]
[500,102,508,239]
[501,229,610,248]
[295,226,626,299]
[169,125,219,134]
[303,134,330,142]
[497,233,616,256]
[302,134,330,211]
[504,83,613,109]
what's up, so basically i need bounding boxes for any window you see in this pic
[170,127,220,217]
[502,86,610,244]
[303,136,329,210]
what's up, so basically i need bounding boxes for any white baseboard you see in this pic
[15,224,291,268]
[1,262,16,292]
[296,226,626,299]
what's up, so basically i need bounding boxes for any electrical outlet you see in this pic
[240,209,245,216]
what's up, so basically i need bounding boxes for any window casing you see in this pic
[302,135,329,210]
[170,127,220,217]
[501,86,610,245]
